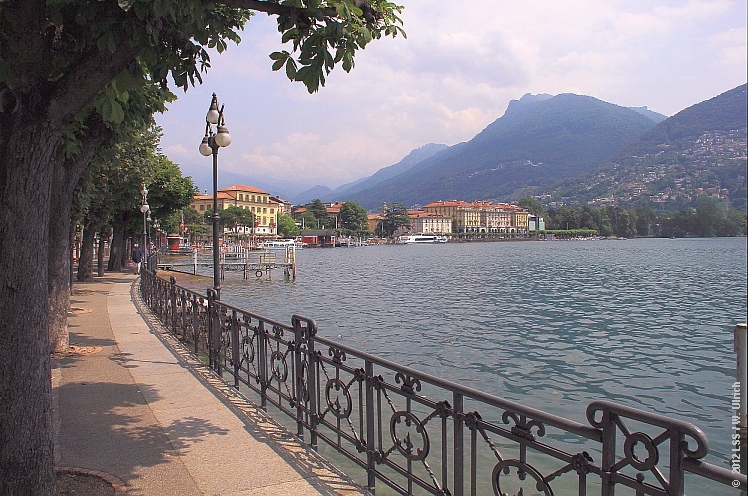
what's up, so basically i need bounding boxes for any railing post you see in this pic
[258,320,268,409]
[453,391,464,496]
[207,289,218,372]
[169,276,177,336]
[293,317,303,437]
[293,316,319,443]
[232,310,240,388]
[307,320,318,449]
[365,360,376,491]
[191,294,199,353]
[599,406,615,496]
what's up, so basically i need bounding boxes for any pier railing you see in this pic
[139,271,746,495]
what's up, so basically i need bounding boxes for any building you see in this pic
[407,210,452,234]
[190,184,279,235]
[527,214,546,231]
[423,200,529,234]
[367,213,383,234]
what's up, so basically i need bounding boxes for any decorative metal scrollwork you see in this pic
[241,334,254,366]
[502,411,546,441]
[390,411,430,461]
[491,459,553,496]
[624,432,659,471]
[571,451,593,476]
[299,359,310,404]
[328,346,346,364]
[325,378,353,419]
[270,350,288,382]
[395,372,422,395]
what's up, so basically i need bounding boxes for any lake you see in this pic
[202,237,746,475]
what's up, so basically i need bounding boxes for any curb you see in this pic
[56,466,127,495]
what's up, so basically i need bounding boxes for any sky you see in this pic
[155,0,747,192]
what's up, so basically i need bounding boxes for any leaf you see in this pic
[272,58,285,72]
[109,100,125,123]
[284,59,297,80]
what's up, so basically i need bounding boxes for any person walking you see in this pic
[131,243,143,275]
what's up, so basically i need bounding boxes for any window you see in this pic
[251,195,255,202]
[239,194,243,201]
[199,204,205,211]
[262,208,267,214]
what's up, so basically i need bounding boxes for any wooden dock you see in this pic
[157,249,297,281]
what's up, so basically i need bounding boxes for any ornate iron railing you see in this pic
[139,272,745,495]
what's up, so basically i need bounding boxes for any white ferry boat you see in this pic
[398,233,449,244]
[258,239,303,250]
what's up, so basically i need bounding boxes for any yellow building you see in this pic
[190,185,279,235]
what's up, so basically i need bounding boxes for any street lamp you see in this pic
[199,93,232,298]
[140,183,150,270]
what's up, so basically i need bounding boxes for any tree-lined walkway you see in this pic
[53,271,366,495]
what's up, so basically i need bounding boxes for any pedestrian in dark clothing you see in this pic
[131,244,143,275]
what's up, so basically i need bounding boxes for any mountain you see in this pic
[550,83,748,211]
[628,106,668,123]
[341,93,658,209]
[290,184,334,205]
[323,143,449,201]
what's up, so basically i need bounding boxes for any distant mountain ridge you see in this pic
[550,83,748,211]
[342,93,660,209]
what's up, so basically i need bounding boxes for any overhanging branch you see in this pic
[214,0,336,17]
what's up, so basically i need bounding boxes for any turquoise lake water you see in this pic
[195,237,746,491]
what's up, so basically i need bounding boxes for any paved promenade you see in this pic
[52,271,366,495]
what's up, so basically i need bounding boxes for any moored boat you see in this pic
[258,239,301,250]
[397,233,449,244]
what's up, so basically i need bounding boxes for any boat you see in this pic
[397,233,449,244]
[258,239,301,250]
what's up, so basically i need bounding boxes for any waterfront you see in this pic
[186,237,746,473]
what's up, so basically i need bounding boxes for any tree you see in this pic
[0,2,404,493]
[305,199,333,228]
[277,213,300,238]
[220,205,255,234]
[518,197,545,217]
[339,201,369,233]
[695,200,723,237]
[380,202,409,237]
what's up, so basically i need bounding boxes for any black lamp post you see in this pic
[199,93,232,299]
[140,183,150,270]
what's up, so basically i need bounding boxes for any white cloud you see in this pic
[156,0,747,192]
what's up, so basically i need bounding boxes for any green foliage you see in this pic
[269,0,405,93]
[546,200,746,238]
[380,202,409,237]
[220,205,254,231]
[305,199,332,228]
[518,197,545,216]
[75,124,194,238]
[339,200,368,233]
[277,213,300,238]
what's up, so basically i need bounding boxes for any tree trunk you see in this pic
[77,222,95,282]
[108,222,126,272]
[0,117,58,494]
[97,232,106,277]
[48,173,73,353]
